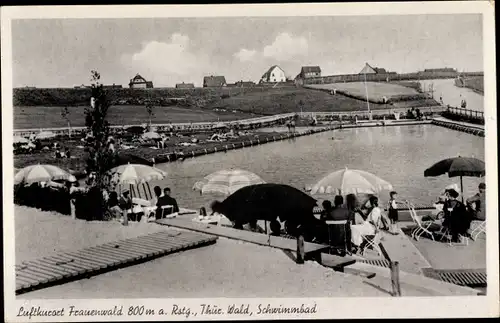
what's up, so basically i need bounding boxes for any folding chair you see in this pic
[160,205,174,219]
[470,220,486,241]
[406,200,435,241]
[360,231,383,257]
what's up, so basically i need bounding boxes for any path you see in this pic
[15,230,217,295]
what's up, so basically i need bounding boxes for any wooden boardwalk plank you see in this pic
[16,230,217,295]
[157,218,329,254]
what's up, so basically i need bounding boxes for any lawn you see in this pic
[14,105,255,129]
[206,87,388,114]
[307,82,421,102]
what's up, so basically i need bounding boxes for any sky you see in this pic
[11,15,483,88]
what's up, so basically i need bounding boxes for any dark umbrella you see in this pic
[424,156,485,202]
[211,183,319,236]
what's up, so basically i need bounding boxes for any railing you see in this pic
[13,113,297,137]
[445,106,484,120]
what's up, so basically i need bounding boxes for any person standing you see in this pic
[387,191,400,234]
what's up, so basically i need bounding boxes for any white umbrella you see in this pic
[36,131,56,140]
[141,131,161,140]
[193,169,265,196]
[108,164,167,185]
[14,164,76,185]
[13,136,29,144]
[309,167,393,196]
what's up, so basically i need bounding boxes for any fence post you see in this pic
[296,235,305,264]
[390,261,401,296]
[122,210,129,226]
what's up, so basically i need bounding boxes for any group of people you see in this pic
[433,183,485,243]
[106,185,180,223]
[319,191,400,254]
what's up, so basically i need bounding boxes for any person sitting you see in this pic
[155,187,179,219]
[108,191,122,220]
[443,189,471,242]
[330,195,350,221]
[346,193,365,225]
[118,190,132,212]
[366,196,390,231]
[320,200,333,221]
[466,183,486,221]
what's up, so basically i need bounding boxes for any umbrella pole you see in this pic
[147,183,152,201]
[460,176,464,203]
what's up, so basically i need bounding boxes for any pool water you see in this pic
[150,124,485,211]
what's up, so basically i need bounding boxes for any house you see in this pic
[203,76,227,88]
[175,82,195,89]
[359,63,389,74]
[129,74,154,88]
[260,65,287,83]
[296,66,322,79]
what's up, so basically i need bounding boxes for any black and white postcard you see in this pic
[2,2,498,320]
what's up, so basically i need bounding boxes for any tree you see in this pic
[60,106,72,137]
[84,71,117,196]
[145,101,155,131]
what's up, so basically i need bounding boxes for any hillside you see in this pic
[455,76,484,94]
[205,87,389,114]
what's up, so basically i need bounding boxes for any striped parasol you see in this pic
[309,167,393,195]
[14,164,76,185]
[193,169,265,196]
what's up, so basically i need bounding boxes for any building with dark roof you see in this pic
[295,66,321,80]
[175,82,195,89]
[203,76,227,87]
[359,63,390,74]
[260,65,287,83]
[129,74,154,88]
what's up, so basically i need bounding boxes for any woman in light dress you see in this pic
[350,196,389,247]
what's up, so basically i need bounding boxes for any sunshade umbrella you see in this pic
[141,131,161,140]
[424,156,485,202]
[107,164,167,200]
[14,164,76,185]
[211,183,318,225]
[36,131,56,140]
[309,167,393,195]
[193,169,265,196]
[13,136,29,144]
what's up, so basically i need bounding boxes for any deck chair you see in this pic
[360,231,383,257]
[160,205,174,219]
[406,200,435,241]
[470,220,486,241]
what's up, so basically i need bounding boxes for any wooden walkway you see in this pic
[15,230,217,295]
[156,218,329,255]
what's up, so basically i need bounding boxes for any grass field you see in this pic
[14,105,255,129]
[206,86,388,114]
[461,77,484,94]
[307,82,421,102]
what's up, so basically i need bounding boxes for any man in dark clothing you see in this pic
[326,195,352,255]
[155,187,179,219]
[330,195,350,221]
